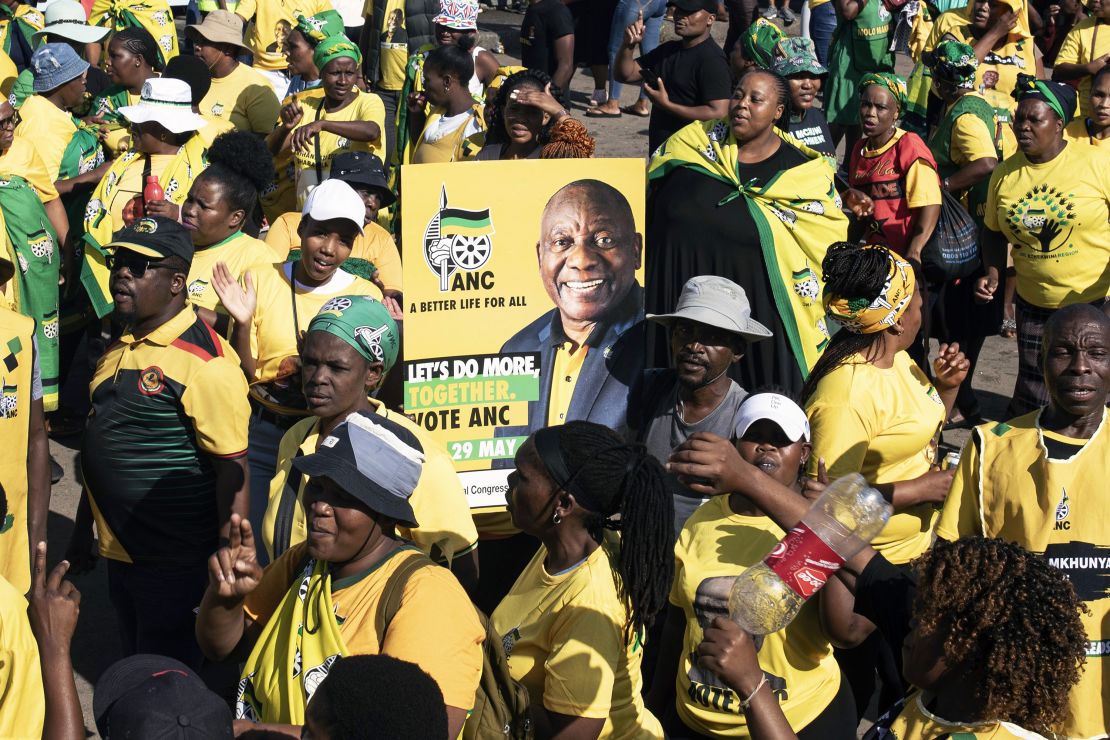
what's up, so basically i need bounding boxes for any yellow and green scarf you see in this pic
[825,245,916,333]
[0,175,59,410]
[236,558,347,724]
[90,0,178,68]
[81,134,208,317]
[648,122,849,376]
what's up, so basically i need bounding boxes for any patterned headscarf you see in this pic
[1012,74,1077,124]
[930,40,978,90]
[309,295,400,369]
[740,18,785,69]
[824,245,917,334]
[860,72,908,113]
[313,33,362,71]
[295,10,344,46]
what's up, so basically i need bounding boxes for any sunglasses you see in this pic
[0,111,21,130]
[107,251,177,278]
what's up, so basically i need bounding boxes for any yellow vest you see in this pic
[0,307,34,593]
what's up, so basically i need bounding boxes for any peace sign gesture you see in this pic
[207,514,263,600]
[27,541,81,653]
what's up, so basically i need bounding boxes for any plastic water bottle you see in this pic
[143,175,164,204]
[728,473,891,635]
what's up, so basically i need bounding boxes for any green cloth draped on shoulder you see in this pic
[930,92,1001,222]
[648,121,849,376]
[824,0,895,125]
[0,176,59,411]
[91,85,133,124]
[391,43,435,184]
[0,4,43,60]
[90,0,178,67]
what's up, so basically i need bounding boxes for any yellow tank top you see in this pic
[0,307,35,593]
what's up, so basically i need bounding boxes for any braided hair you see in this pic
[736,66,791,124]
[912,538,1088,733]
[484,68,570,146]
[801,242,908,402]
[548,421,674,639]
[112,27,163,72]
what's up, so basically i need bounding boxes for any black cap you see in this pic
[291,410,423,527]
[107,216,195,266]
[669,0,717,11]
[329,151,397,207]
[163,55,213,105]
[93,655,233,739]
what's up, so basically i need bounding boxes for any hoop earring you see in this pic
[552,511,562,525]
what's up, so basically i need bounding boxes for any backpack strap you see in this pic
[380,548,437,631]
[270,422,318,559]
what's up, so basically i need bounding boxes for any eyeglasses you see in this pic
[107,251,176,278]
[0,112,21,130]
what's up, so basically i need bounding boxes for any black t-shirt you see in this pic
[520,0,575,79]
[785,106,835,157]
[637,37,732,153]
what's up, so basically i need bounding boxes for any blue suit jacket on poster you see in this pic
[493,283,646,460]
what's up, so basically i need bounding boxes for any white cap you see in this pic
[733,393,811,443]
[302,179,365,234]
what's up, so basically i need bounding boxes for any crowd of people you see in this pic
[0,0,1107,736]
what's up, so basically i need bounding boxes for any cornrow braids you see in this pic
[912,538,1089,733]
[554,421,674,640]
[737,66,791,123]
[801,242,898,402]
[112,27,162,72]
[484,68,570,146]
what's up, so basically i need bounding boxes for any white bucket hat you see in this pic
[32,0,109,45]
[647,275,773,342]
[118,78,208,134]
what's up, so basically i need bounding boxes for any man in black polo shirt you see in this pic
[616,0,732,153]
[68,217,250,666]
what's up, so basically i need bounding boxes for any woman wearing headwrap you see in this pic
[772,36,835,157]
[927,41,1014,427]
[974,75,1110,415]
[803,242,968,715]
[729,17,785,74]
[266,33,385,207]
[844,73,942,264]
[1064,63,1110,146]
[824,0,895,151]
[647,67,849,398]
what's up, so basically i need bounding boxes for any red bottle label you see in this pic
[764,523,845,598]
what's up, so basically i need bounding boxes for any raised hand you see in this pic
[280,99,304,131]
[27,542,81,652]
[406,91,427,114]
[800,458,828,502]
[290,120,324,154]
[207,514,263,601]
[624,12,646,46]
[932,342,970,391]
[667,432,750,496]
[510,83,567,117]
[211,262,256,326]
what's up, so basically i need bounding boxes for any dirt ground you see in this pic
[44,10,1021,735]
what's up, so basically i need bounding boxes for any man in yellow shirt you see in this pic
[187,11,281,135]
[1052,0,1110,116]
[938,304,1110,740]
[235,0,331,98]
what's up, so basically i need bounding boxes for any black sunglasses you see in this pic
[107,251,177,278]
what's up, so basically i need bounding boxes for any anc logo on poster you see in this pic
[423,186,494,292]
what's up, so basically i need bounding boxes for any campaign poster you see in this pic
[401,159,646,512]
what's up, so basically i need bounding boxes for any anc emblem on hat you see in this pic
[354,324,388,362]
[139,365,165,395]
[320,297,353,315]
[134,217,159,234]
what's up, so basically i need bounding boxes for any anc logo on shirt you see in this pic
[1005,184,1077,254]
[423,186,494,293]
[0,383,18,418]
[188,279,209,297]
[211,102,225,117]
[139,366,165,395]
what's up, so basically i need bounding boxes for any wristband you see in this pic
[740,674,768,710]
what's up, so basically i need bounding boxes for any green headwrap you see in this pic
[930,40,978,90]
[1012,74,1077,124]
[860,72,908,113]
[309,295,399,370]
[740,18,785,69]
[296,10,345,46]
[314,33,362,72]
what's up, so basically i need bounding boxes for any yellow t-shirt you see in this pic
[0,576,44,739]
[187,231,275,312]
[875,691,1050,739]
[264,211,403,292]
[16,94,75,183]
[101,153,174,233]
[289,91,387,205]
[365,0,412,90]
[236,0,331,71]
[951,111,1001,164]
[671,496,842,736]
[546,342,587,427]
[246,262,382,411]
[984,140,1110,308]
[937,409,1110,740]
[200,63,281,135]
[491,534,664,739]
[244,543,485,710]
[196,114,237,148]
[262,405,479,563]
[0,50,16,98]
[0,135,58,201]
[1055,17,1110,117]
[1064,117,1110,148]
[805,351,944,564]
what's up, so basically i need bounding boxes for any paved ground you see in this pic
[44,11,1022,735]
